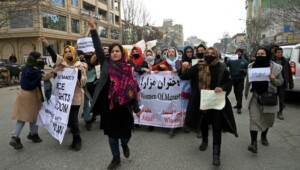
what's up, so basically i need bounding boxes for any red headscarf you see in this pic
[130,46,144,66]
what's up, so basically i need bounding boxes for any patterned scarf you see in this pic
[198,48,220,90]
[108,52,140,109]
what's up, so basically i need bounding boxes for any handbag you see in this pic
[257,92,278,106]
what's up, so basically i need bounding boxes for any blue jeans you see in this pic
[12,121,38,137]
[108,137,130,157]
[83,95,90,122]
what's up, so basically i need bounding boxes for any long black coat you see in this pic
[179,62,238,137]
[89,30,140,138]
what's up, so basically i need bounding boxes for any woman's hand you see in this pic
[38,33,49,47]
[172,68,177,73]
[181,62,190,69]
[86,13,96,30]
[214,87,223,93]
[269,74,275,82]
[136,110,142,118]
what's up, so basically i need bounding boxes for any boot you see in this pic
[212,145,221,166]
[199,138,208,151]
[9,136,23,150]
[277,111,284,120]
[107,156,121,170]
[85,121,92,131]
[248,141,257,153]
[27,133,42,143]
[168,128,175,138]
[121,144,130,158]
[261,136,269,146]
[70,135,82,151]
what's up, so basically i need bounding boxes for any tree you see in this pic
[0,0,52,28]
[121,0,162,44]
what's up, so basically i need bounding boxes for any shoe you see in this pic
[199,140,208,151]
[277,112,284,120]
[27,133,42,143]
[248,142,258,153]
[237,108,242,114]
[9,136,23,150]
[134,124,140,128]
[261,138,269,146]
[212,145,221,166]
[121,144,130,158]
[85,122,92,131]
[168,129,175,138]
[183,127,190,133]
[74,135,82,151]
[233,105,238,109]
[89,117,96,124]
[147,126,154,132]
[107,156,121,170]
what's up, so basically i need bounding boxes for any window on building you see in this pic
[99,26,108,38]
[98,0,107,4]
[71,0,78,6]
[42,12,67,31]
[110,13,114,24]
[111,29,119,40]
[109,0,114,10]
[71,19,80,33]
[52,0,65,7]
[115,15,119,24]
[98,9,107,20]
[9,10,33,29]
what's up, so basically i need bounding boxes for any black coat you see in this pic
[179,62,238,137]
[272,57,294,88]
[89,30,140,138]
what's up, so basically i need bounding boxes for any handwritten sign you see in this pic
[248,67,270,82]
[200,89,226,110]
[135,71,184,128]
[77,37,95,53]
[192,59,199,66]
[37,68,78,144]
[228,54,238,60]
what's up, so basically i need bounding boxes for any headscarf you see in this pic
[198,47,220,90]
[251,47,271,94]
[130,46,144,66]
[145,49,155,66]
[123,47,130,62]
[63,45,78,65]
[26,51,41,68]
[166,47,179,69]
[108,43,140,109]
[182,46,195,63]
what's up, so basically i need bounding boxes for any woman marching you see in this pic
[179,47,238,166]
[245,47,283,153]
[9,51,59,150]
[86,15,141,169]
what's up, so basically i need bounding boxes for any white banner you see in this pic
[248,67,270,82]
[37,68,78,144]
[135,71,185,128]
[200,89,226,110]
[77,37,95,53]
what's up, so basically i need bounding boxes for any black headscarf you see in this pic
[182,46,194,63]
[251,47,271,94]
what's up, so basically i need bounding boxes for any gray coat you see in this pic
[245,61,283,131]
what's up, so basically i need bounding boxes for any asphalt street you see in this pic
[0,85,299,170]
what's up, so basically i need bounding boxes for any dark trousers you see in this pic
[277,85,285,112]
[68,106,80,136]
[233,78,244,109]
[200,110,222,145]
[108,136,130,157]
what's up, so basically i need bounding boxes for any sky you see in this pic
[141,0,247,46]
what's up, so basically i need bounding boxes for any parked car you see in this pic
[280,44,300,92]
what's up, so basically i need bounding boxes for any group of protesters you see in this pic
[8,14,294,169]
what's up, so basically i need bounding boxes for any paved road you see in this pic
[0,86,299,170]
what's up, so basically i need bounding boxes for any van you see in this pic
[280,44,300,92]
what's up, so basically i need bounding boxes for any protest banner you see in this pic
[77,37,95,53]
[37,68,78,144]
[200,89,226,110]
[248,67,270,82]
[135,71,184,128]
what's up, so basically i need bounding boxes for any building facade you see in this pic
[156,19,184,50]
[0,0,122,64]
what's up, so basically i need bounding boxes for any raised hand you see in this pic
[38,33,49,47]
[86,13,96,30]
